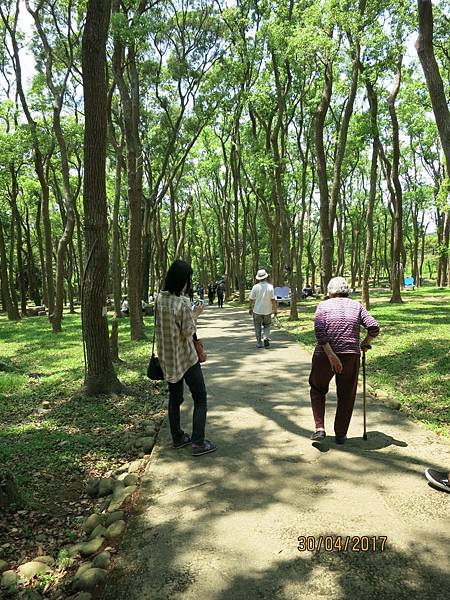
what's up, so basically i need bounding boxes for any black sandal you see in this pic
[311,430,326,441]
[172,433,191,449]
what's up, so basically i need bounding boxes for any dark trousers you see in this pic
[309,353,359,437]
[217,294,224,307]
[167,361,207,444]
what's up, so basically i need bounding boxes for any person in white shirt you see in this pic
[121,297,129,316]
[249,269,278,348]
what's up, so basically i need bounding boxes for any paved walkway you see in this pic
[104,306,450,600]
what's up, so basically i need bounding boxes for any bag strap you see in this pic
[151,297,157,357]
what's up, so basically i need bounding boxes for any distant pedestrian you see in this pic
[121,297,129,316]
[249,269,277,348]
[198,284,205,301]
[302,283,313,299]
[309,276,380,445]
[156,260,216,456]
[217,282,225,308]
[188,287,194,303]
[141,299,153,316]
[207,282,215,305]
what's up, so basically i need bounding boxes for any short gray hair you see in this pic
[327,276,350,296]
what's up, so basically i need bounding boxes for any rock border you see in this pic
[0,417,163,599]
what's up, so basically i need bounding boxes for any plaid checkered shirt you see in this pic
[155,291,198,383]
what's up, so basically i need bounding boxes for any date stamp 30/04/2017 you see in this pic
[297,536,388,553]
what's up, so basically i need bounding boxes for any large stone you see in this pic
[143,426,156,436]
[127,460,142,473]
[113,463,130,476]
[83,513,104,534]
[74,562,93,579]
[0,560,8,573]
[72,568,107,592]
[97,478,115,498]
[1,569,19,589]
[86,478,100,498]
[89,525,107,540]
[135,437,154,453]
[123,473,138,487]
[78,537,104,557]
[107,485,137,513]
[105,511,124,526]
[105,520,126,539]
[116,472,128,482]
[33,555,54,566]
[67,544,83,558]
[17,560,52,582]
[92,551,110,569]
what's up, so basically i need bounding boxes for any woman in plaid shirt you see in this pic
[156,260,217,457]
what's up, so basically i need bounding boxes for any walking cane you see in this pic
[362,348,370,441]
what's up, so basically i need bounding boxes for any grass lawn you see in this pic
[0,311,164,567]
[275,286,450,437]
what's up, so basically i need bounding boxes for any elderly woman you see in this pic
[309,277,380,444]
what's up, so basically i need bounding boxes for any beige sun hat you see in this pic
[255,269,269,280]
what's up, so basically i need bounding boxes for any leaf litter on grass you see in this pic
[0,312,166,596]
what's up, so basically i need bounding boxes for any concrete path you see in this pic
[104,306,450,600]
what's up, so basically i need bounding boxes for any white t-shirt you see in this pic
[250,281,275,315]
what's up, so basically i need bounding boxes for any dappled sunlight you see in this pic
[104,306,450,599]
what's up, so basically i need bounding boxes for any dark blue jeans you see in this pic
[168,361,207,444]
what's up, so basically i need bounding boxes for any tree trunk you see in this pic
[416,0,450,180]
[0,219,20,320]
[35,197,47,307]
[82,0,122,395]
[8,219,20,313]
[0,469,21,509]
[112,2,145,340]
[74,203,84,300]
[440,211,450,286]
[42,160,55,317]
[26,0,79,333]
[0,4,55,316]
[111,130,124,316]
[9,164,27,315]
[24,206,41,305]
[387,60,404,304]
[361,77,380,308]
[315,58,333,289]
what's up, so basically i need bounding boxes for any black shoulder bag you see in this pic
[147,299,164,380]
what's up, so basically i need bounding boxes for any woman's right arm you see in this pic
[180,303,197,338]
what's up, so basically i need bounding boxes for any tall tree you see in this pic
[416,0,450,286]
[25,0,79,332]
[416,0,450,178]
[81,0,122,395]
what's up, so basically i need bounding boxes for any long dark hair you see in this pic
[163,260,193,296]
